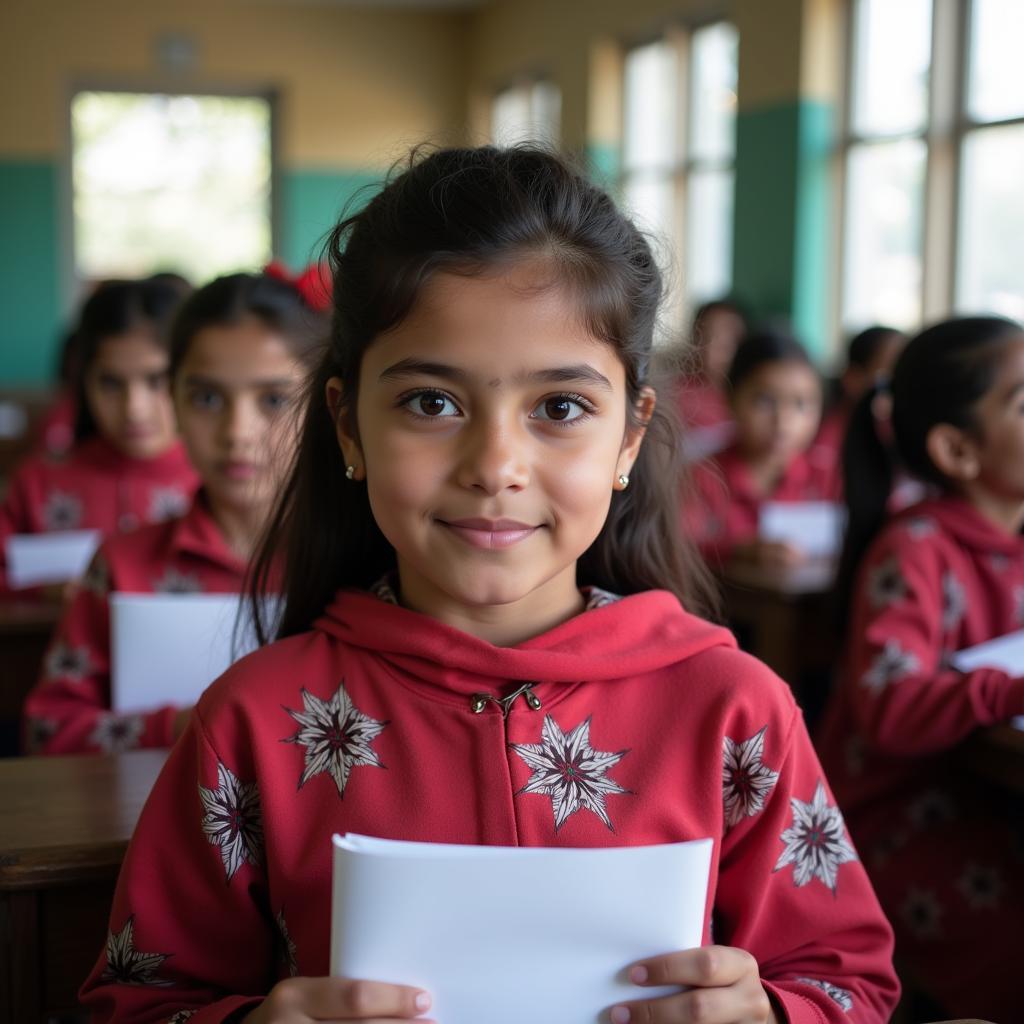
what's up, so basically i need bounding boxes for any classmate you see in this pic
[817,316,1024,1021]
[674,298,748,461]
[687,328,838,569]
[22,273,320,755]
[0,277,198,596]
[80,147,898,1024]
[813,326,906,466]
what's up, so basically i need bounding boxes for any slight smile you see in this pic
[438,517,541,549]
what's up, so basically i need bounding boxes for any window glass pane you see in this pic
[530,81,561,146]
[967,0,1024,122]
[685,168,733,303]
[622,174,675,241]
[842,139,926,330]
[72,92,271,283]
[689,22,738,162]
[851,0,932,137]
[957,125,1024,320]
[491,87,532,145]
[623,41,678,170]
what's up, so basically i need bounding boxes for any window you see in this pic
[71,91,273,285]
[839,0,1024,334]
[491,80,561,148]
[620,22,738,333]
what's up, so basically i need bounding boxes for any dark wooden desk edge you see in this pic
[0,840,129,890]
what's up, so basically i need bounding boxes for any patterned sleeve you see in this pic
[21,550,179,754]
[717,688,900,1023]
[78,712,271,1022]
[846,526,1024,756]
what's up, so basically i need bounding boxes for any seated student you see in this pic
[674,298,748,461]
[814,326,906,465]
[687,328,838,569]
[817,316,1024,1021]
[22,273,321,755]
[0,277,198,597]
[79,146,897,1024]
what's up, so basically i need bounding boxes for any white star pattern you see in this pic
[276,909,299,977]
[866,557,906,609]
[199,761,264,881]
[149,486,190,522]
[722,725,780,827]
[24,716,58,753]
[43,641,93,682]
[283,683,388,798]
[101,916,172,986]
[906,789,955,830]
[774,780,858,893]
[81,552,110,596]
[941,570,967,632]
[153,567,204,594]
[795,977,853,1013]
[511,715,629,831]
[88,713,145,753]
[167,1012,197,1023]
[905,516,936,539]
[861,639,920,693]
[43,489,83,530]
[956,862,1003,911]
[900,886,944,939]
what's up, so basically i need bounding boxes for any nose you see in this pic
[455,416,529,495]
[221,395,260,452]
[124,380,153,423]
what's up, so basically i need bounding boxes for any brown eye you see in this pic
[406,392,457,417]
[545,399,573,420]
[533,395,588,423]
[419,395,447,415]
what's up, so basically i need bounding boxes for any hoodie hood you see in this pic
[315,588,735,697]
[898,494,1024,557]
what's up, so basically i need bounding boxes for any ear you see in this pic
[325,376,364,477]
[616,386,656,482]
[925,422,981,482]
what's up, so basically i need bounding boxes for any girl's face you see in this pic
[83,330,177,459]
[731,360,822,463]
[174,319,305,516]
[333,264,649,635]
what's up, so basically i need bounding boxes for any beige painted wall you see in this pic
[0,0,470,167]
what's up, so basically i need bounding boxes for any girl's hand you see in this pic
[241,977,433,1024]
[610,946,778,1024]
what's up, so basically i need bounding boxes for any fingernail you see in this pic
[629,965,648,984]
[415,991,432,1013]
[610,1006,631,1024]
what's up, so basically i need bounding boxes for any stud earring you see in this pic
[617,473,630,489]
[345,465,356,480]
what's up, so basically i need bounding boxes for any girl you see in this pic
[817,316,1024,1021]
[687,330,839,569]
[0,277,198,597]
[22,273,320,755]
[79,147,898,1024]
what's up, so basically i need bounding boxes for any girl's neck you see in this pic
[206,493,268,562]
[955,482,1024,536]
[738,447,789,496]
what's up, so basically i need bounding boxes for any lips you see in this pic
[439,517,540,550]
[221,461,260,481]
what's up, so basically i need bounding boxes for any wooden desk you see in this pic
[0,749,166,1022]
[962,723,1024,795]
[0,601,63,756]
[718,558,839,686]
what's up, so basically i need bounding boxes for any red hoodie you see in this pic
[22,493,248,756]
[0,435,199,597]
[79,586,898,1023]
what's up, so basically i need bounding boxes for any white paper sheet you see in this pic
[109,593,276,712]
[331,832,713,1024]
[950,630,1024,730]
[5,530,101,588]
[759,501,846,559]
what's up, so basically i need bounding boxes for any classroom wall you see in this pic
[0,0,469,384]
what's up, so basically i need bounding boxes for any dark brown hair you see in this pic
[251,145,718,641]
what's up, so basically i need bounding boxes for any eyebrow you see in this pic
[182,373,297,390]
[378,358,614,392]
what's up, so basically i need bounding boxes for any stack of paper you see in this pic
[110,593,277,712]
[331,832,713,1024]
[759,501,846,559]
[5,530,101,588]
[951,631,1024,730]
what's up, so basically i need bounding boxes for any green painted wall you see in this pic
[732,99,833,359]
[280,168,382,270]
[0,159,63,385]
[584,141,620,194]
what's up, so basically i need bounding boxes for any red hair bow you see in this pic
[264,260,332,313]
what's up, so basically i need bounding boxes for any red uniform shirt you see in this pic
[23,494,247,755]
[817,496,1024,1019]
[0,435,199,596]
[686,444,841,566]
[675,377,735,463]
[79,587,898,1023]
